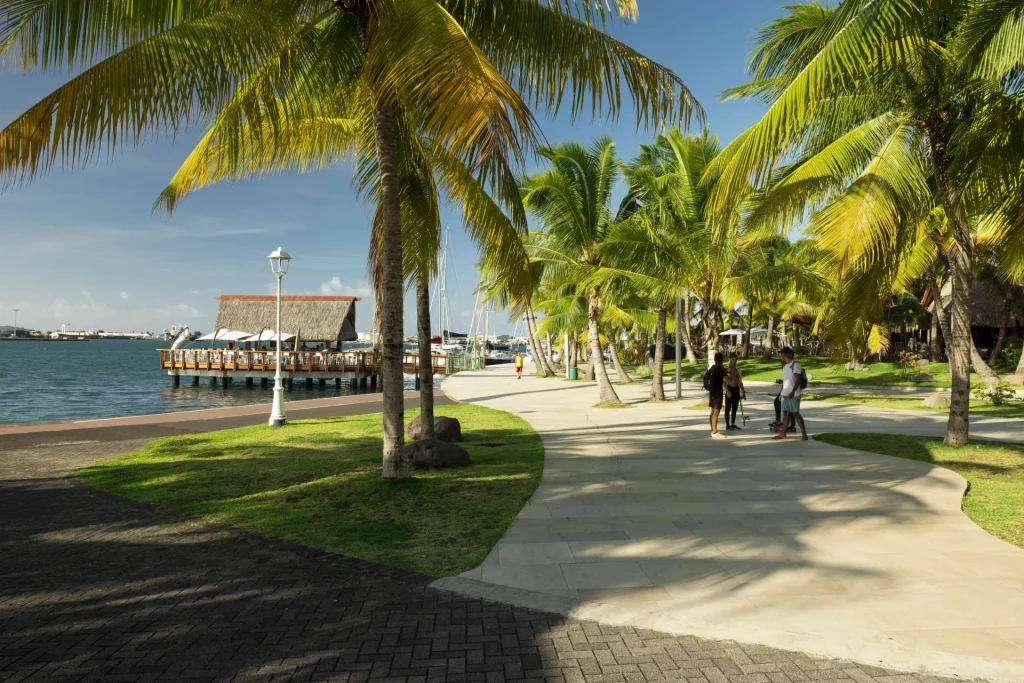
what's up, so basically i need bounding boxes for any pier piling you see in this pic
[350,378,358,390]
[415,376,421,390]
[172,375,180,387]
[246,377,253,387]
[261,378,268,386]
[192,376,199,386]
[210,377,218,386]
[305,377,313,389]
[359,376,367,388]
[318,379,326,388]
[335,378,341,390]
[287,378,294,390]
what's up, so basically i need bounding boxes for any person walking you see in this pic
[773,347,808,440]
[514,352,524,379]
[704,352,730,438]
[724,353,746,430]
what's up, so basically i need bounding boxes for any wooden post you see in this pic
[335,377,342,389]
[211,376,218,386]
[351,378,359,389]
[246,377,253,387]
[359,375,367,388]
[318,378,326,387]
[192,376,200,386]
[370,374,378,388]
[172,374,180,387]
[305,377,313,389]
[261,377,268,386]
[287,377,294,390]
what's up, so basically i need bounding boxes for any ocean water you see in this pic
[0,339,422,425]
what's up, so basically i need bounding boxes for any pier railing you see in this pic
[159,349,483,375]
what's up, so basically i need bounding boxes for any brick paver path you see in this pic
[1,440,957,683]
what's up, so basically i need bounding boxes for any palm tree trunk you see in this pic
[743,305,753,358]
[370,100,408,480]
[989,286,1014,364]
[1012,341,1024,382]
[930,304,942,361]
[524,305,551,377]
[416,277,435,440]
[925,120,972,445]
[765,315,777,354]
[588,289,621,403]
[928,270,999,386]
[682,295,697,363]
[608,327,633,383]
[650,308,667,401]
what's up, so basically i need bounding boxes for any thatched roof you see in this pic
[214,295,359,342]
[923,280,1018,328]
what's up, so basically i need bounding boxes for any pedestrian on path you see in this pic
[724,353,745,430]
[703,351,730,438]
[514,352,524,379]
[773,346,808,440]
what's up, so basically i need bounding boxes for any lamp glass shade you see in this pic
[268,247,292,275]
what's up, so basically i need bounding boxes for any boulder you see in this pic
[404,438,471,469]
[917,359,930,367]
[845,362,870,371]
[406,415,462,442]
[1006,374,1024,385]
[912,373,935,383]
[922,393,950,408]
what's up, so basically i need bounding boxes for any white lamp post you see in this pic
[12,309,19,338]
[268,247,292,427]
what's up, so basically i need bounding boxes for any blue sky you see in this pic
[0,1,781,336]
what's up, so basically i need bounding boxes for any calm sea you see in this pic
[0,339,422,425]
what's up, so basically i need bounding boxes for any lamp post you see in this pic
[12,309,19,338]
[268,247,292,427]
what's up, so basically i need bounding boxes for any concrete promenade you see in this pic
[437,365,1024,682]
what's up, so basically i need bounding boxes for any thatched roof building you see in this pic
[214,295,359,343]
[922,280,1018,329]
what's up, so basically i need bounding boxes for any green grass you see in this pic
[803,392,1024,418]
[662,356,1020,389]
[814,434,1024,550]
[77,404,544,578]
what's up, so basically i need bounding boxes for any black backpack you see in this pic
[702,365,717,391]
[790,362,808,389]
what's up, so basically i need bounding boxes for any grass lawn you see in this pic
[78,404,544,577]
[662,356,1018,389]
[815,434,1024,550]
[803,392,1024,418]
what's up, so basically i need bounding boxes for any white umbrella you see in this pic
[196,328,253,342]
[241,330,295,343]
[719,328,745,337]
[170,327,190,349]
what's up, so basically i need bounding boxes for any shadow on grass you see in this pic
[77,405,544,577]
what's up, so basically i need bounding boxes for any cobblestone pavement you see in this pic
[1,441,963,683]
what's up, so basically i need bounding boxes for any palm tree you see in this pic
[523,137,632,406]
[715,1,1024,444]
[0,1,699,476]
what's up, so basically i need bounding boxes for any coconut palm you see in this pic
[523,137,634,406]
[0,1,699,477]
[715,0,1024,444]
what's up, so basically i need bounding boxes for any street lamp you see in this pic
[268,247,292,427]
[12,309,18,338]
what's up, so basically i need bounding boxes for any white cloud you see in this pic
[80,289,92,298]
[120,291,129,300]
[153,303,203,320]
[319,277,373,299]
[189,289,201,295]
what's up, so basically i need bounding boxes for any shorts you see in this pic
[709,394,723,410]
[781,396,801,413]
[515,366,523,374]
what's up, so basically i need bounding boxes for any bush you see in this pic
[1000,342,1022,368]
[633,366,653,379]
[972,381,1022,406]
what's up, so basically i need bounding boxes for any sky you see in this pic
[0,1,783,337]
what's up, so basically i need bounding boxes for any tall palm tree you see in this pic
[0,1,699,476]
[523,137,632,406]
[715,0,1024,445]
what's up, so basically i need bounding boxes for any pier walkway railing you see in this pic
[159,349,484,376]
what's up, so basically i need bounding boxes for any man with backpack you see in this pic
[703,352,730,439]
[773,347,808,440]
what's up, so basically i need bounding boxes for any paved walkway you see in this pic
[0,397,938,683]
[437,365,1024,682]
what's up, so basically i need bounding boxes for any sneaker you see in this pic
[733,425,743,430]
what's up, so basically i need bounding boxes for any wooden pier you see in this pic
[158,348,484,387]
